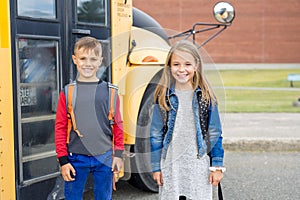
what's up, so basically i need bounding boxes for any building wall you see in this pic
[133,0,300,63]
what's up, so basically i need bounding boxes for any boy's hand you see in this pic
[61,163,76,181]
[112,157,123,173]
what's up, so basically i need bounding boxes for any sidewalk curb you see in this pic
[223,138,300,151]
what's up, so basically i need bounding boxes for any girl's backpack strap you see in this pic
[197,91,210,153]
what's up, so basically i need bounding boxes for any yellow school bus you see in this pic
[0,0,234,199]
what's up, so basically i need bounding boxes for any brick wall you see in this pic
[133,0,300,63]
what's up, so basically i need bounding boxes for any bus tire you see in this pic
[129,76,161,192]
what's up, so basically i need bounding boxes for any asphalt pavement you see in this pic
[221,151,300,200]
[110,151,300,200]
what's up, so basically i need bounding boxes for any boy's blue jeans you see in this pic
[64,150,113,200]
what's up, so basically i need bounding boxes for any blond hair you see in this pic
[73,36,102,56]
[154,40,217,111]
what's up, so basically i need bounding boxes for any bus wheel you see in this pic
[129,82,159,192]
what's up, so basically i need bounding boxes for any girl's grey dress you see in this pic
[160,90,212,200]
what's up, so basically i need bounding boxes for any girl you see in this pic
[150,40,225,200]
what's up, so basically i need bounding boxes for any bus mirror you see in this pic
[213,2,235,24]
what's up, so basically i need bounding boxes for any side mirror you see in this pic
[168,1,235,47]
[214,2,235,24]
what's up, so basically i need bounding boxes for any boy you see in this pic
[55,36,124,200]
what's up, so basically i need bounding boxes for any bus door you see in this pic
[71,0,112,82]
[12,0,111,199]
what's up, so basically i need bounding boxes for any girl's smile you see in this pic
[170,50,198,90]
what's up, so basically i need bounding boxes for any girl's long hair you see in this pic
[154,40,217,111]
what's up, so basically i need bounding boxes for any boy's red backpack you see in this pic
[64,81,118,143]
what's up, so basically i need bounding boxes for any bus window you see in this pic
[18,38,58,116]
[96,40,110,81]
[77,0,106,25]
[17,38,59,182]
[17,0,56,19]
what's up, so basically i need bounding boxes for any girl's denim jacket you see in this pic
[150,85,224,172]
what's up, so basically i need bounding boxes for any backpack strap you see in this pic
[107,82,118,127]
[158,96,169,136]
[197,91,210,154]
[107,82,119,191]
[65,82,83,143]
[107,83,118,157]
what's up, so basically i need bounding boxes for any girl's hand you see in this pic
[153,172,163,186]
[209,170,224,186]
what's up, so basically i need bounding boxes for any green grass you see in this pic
[225,89,300,113]
[219,69,300,88]
[205,69,300,113]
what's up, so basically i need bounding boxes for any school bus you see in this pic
[0,0,234,199]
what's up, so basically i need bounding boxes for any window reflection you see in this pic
[96,40,110,81]
[18,38,58,117]
[18,38,59,182]
[19,42,56,84]
[23,156,59,180]
[17,0,56,19]
[17,37,59,122]
[77,0,106,25]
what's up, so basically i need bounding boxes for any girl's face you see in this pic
[72,48,103,82]
[170,50,198,90]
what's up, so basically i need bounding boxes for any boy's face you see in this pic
[72,48,103,82]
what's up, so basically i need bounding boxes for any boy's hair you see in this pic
[154,40,217,111]
[73,36,102,56]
